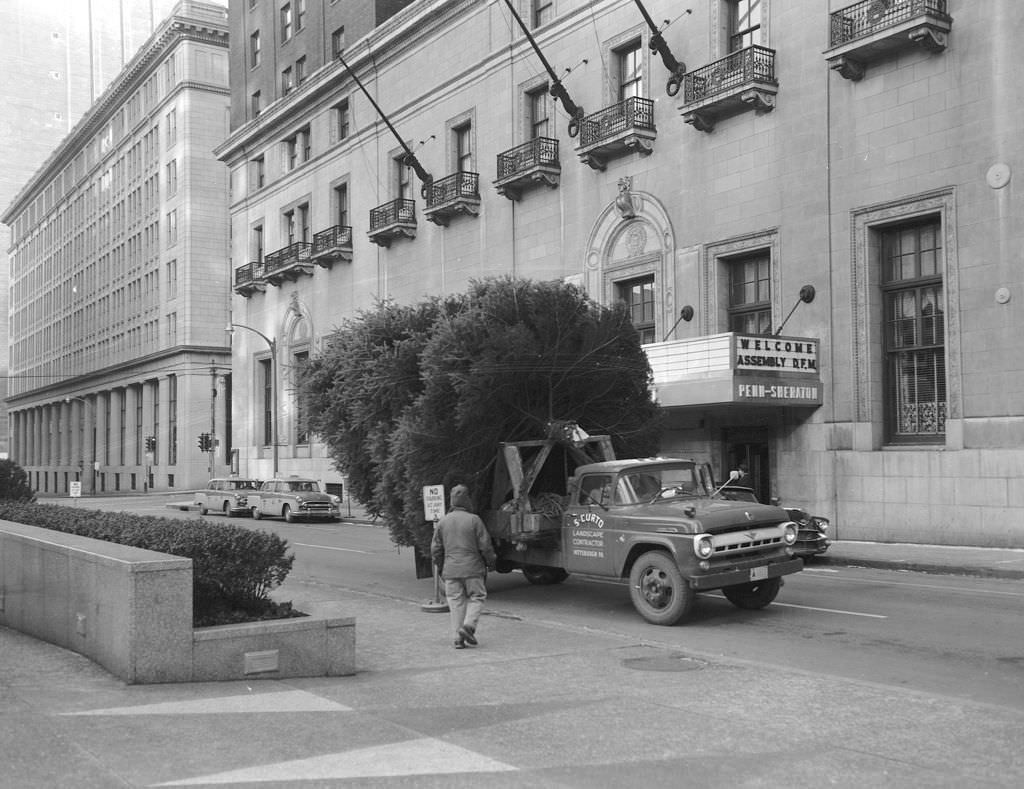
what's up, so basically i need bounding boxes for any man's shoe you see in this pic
[454,639,466,649]
[458,624,478,646]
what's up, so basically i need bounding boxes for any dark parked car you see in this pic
[717,485,831,559]
[195,477,262,517]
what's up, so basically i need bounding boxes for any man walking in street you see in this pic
[431,484,497,649]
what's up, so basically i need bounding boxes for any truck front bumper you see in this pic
[689,557,803,591]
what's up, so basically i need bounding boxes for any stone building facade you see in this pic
[217,0,1023,546]
[3,1,233,494]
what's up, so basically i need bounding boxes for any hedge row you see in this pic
[0,502,294,625]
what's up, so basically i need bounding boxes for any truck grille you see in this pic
[707,526,786,557]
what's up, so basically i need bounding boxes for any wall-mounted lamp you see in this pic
[774,285,816,336]
[662,305,695,342]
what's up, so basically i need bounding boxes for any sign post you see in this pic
[69,481,82,499]
[420,484,449,613]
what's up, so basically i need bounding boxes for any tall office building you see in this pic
[0,0,192,458]
[2,0,232,494]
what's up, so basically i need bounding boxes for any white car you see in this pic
[195,477,262,517]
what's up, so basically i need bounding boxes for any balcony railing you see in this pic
[234,261,266,296]
[263,242,313,285]
[494,137,561,200]
[423,171,481,226]
[643,332,822,409]
[368,198,416,247]
[310,225,353,267]
[826,0,951,81]
[576,96,656,171]
[680,45,778,132]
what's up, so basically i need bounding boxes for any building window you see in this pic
[252,223,264,262]
[167,312,177,344]
[249,30,261,67]
[454,123,473,172]
[281,66,294,94]
[727,254,771,334]
[293,350,309,444]
[331,26,345,58]
[166,258,177,290]
[295,56,306,85]
[882,219,945,442]
[166,108,177,146]
[280,2,293,42]
[618,276,656,344]
[617,40,643,101]
[284,202,309,244]
[527,85,551,139]
[260,359,273,446]
[168,375,178,466]
[166,209,177,246]
[533,0,553,28]
[251,154,265,189]
[396,154,412,200]
[296,0,306,31]
[333,98,349,141]
[165,160,177,196]
[729,0,762,52]
[251,90,261,118]
[284,127,310,170]
[336,185,349,226]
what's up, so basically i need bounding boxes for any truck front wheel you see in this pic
[722,578,781,610]
[521,565,569,585]
[629,551,695,625]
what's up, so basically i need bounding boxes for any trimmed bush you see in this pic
[0,459,36,503]
[0,502,294,626]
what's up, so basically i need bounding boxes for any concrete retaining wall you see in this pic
[0,520,355,683]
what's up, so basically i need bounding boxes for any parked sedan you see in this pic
[717,485,831,559]
[195,477,262,517]
[248,477,340,522]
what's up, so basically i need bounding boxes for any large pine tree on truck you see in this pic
[298,277,662,551]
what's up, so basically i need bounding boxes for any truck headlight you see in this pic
[783,522,798,544]
[693,534,714,559]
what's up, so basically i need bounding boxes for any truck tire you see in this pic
[722,578,781,610]
[521,565,569,585]
[629,550,695,626]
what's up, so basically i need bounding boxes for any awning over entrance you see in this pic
[643,332,822,408]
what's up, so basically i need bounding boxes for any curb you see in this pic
[819,554,1024,581]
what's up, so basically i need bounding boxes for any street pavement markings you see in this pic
[151,738,518,785]
[60,689,352,716]
[292,541,371,554]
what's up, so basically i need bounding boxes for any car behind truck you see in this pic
[483,429,803,625]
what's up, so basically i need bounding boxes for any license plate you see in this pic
[750,566,769,581]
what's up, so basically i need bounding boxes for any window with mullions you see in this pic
[728,0,762,52]
[617,40,643,100]
[882,220,945,442]
[618,275,656,344]
[533,0,553,28]
[280,3,293,42]
[454,123,473,172]
[728,254,771,334]
[527,85,550,139]
[260,359,273,446]
[292,350,309,444]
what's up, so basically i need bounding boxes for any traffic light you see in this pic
[197,432,211,451]
[145,435,156,452]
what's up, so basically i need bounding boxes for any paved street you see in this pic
[4,495,1024,787]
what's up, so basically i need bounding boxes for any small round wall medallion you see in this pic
[995,287,1011,305]
[987,163,1011,189]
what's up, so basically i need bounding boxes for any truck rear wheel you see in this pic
[521,565,569,585]
[722,578,781,610]
[629,551,695,625]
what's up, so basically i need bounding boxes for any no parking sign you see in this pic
[422,485,445,522]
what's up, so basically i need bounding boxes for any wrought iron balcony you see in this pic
[423,171,481,226]
[494,137,560,201]
[263,242,313,285]
[576,96,655,171]
[311,225,353,267]
[233,261,266,296]
[826,0,952,81]
[368,198,416,247]
[679,45,778,133]
[643,332,822,409]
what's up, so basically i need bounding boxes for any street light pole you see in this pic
[227,323,278,476]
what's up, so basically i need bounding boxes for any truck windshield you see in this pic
[616,465,701,504]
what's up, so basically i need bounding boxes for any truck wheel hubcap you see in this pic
[639,567,673,609]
